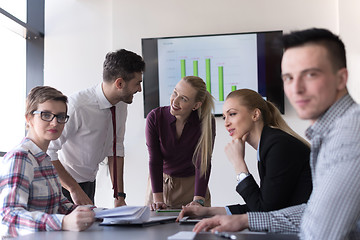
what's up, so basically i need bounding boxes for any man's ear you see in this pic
[336,68,348,91]
[114,78,125,90]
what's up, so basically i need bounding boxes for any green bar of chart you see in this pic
[205,59,211,93]
[193,60,198,76]
[231,85,237,91]
[179,58,226,101]
[218,66,224,101]
[181,59,186,78]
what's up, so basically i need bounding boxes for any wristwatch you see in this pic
[236,172,250,183]
[194,199,205,206]
[117,192,126,199]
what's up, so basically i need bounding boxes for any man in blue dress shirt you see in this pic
[193,28,360,240]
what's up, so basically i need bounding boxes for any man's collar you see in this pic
[306,94,355,140]
[96,83,113,109]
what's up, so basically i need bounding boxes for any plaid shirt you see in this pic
[0,138,75,237]
[248,94,360,240]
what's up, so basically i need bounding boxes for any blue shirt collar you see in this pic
[306,94,355,140]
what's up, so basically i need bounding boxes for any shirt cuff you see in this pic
[247,212,271,232]
[47,150,59,161]
[237,174,250,184]
[225,206,232,215]
[46,214,65,231]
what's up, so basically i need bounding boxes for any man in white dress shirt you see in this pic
[48,49,145,207]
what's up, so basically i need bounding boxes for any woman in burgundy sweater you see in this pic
[145,76,216,210]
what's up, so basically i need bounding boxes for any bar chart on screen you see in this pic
[157,34,259,114]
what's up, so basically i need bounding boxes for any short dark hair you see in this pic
[103,49,145,82]
[282,28,347,71]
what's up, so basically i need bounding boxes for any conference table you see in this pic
[13,211,299,240]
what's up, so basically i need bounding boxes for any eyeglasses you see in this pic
[32,111,69,124]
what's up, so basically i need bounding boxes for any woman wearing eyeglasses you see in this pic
[0,86,95,237]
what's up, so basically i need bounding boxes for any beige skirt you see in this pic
[145,173,211,209]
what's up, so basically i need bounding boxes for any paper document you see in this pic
[168,231,196,240]
[95,206,150,224]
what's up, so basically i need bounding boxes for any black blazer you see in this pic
[227,126,312,214]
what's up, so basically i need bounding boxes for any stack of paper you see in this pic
[168,231,196,240]
[95,206,150,225]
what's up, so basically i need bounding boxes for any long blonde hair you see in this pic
[226,89,310,147]
[182,76,215,177]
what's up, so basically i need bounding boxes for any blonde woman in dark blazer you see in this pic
[178,89,312,219]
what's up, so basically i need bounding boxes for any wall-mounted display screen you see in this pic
[142,30,283,117]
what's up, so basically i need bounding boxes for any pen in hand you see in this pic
[214,231,237,239]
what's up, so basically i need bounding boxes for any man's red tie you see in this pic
[110,106,118,199]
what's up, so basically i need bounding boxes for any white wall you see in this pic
[45,0,113,92]
[45,0,359,208]
[339,0,360,103]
